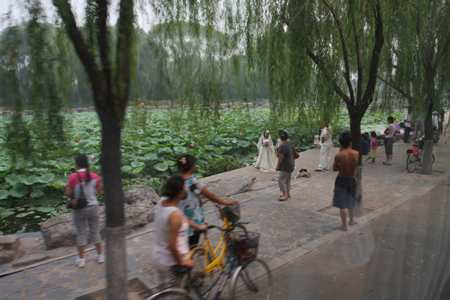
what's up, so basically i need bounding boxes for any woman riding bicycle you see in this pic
[152,176,194,289]
[177,154,238,248]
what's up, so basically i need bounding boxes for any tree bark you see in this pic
[421,102,434,175]
[350,115,363,216]
[98,107,128,300]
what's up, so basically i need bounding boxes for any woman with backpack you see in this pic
[64,154,103,268]
[177,154,238,248]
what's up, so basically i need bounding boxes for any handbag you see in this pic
[294,147,300,159]
[399,122,405,128]
[67,173,88,210]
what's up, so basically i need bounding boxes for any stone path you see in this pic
[0,132,449,299]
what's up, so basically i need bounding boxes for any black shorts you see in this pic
[385,137,394,155]
[332,176,357,210]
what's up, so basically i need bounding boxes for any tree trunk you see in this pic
[421,103,434,175]
[350,115,363,216]
[98,108,128,300]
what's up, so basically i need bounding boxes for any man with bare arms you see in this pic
[332,132,359,231]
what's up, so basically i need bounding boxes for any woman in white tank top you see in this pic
[152,176,194,289]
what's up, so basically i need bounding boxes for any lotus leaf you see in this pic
[131,161,145,168]
[36,207,55,213]
[133,166,145,174]
[1,210,15,217]
[50,180,66,189]
[30,189,45,198]
[38,174,55,183]
[5,174,20,186]
[10,183,28,198]
[154,162,169,172]
[0,190,9,199]
[22,175,39,185]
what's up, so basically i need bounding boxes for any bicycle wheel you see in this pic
[230,258,273,300]
[406,153,417,173]
[149,288,199,300]
[189,247,217,298]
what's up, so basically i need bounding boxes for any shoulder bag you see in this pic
[294,147,300,160]
[67,173,88,210]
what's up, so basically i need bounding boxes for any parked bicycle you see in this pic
[406,136,435,173]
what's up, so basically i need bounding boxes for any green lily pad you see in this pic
[49,180,66,189]
[5,174,20,186]
[144,153,158,160]
[38,174,55,184]
[16,213,30,218]
[9,183,28,198]
[131,161,145,168]
[0,210,14,217]
[122,166,132,173]
[0,190,10,200]
[36,207,55,213]
[30,189,45,198]
[22,175,39,185]
[173,147,188,153]
[154,162,169,172]
[133,166,145,174]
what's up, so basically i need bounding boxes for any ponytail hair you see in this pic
[75,154,91,183]
[177,154,197,173]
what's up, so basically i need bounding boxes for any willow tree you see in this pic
[50,0,134,298]
[378,0,450,175]
[234,0,386,214]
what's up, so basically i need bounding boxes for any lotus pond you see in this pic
[0,107,405,234]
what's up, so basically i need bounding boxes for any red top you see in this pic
[67,171,102,188]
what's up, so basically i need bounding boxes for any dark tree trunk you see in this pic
[97,108,128,300]
[422,102,434,175]
[350,114,363,216]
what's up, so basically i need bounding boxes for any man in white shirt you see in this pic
[403,109,413,143]
[315,121,333,172]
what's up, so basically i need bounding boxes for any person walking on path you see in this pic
[177,154,237,248]
[276,132,295,201]
[332,132,359,231]
[315,121,333,171]
[403,109,413,143]
[152,176,194,289]
[64,154,104,268]
[383,116,396,166]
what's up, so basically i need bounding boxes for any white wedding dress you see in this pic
[254,135,279,172]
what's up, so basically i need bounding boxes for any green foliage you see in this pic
[197,156,246,178]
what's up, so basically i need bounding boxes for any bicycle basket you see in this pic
[232,231,260,261]
[218,202,241,223]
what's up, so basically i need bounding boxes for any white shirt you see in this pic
[433,115,439,129]
[320,126,333,146]
[403,114,412,128]
[385,124,396,138]
[152,199,189,268]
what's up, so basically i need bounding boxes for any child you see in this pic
[369,131,377,164]
[361,134,370,155]
[314,134,320,149]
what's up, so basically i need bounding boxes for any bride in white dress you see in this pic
[254,130,279,172]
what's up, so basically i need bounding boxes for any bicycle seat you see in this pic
[171,265,191,276]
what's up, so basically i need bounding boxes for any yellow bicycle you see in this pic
[188,203,245,298]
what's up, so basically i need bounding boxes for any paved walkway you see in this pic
[272,174,450,300]
[0,128,449,299]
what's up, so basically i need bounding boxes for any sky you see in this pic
[0,0,154,32]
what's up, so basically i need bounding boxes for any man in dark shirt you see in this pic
[276,132,295,201]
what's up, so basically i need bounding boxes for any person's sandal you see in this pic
[278,196,288,201]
